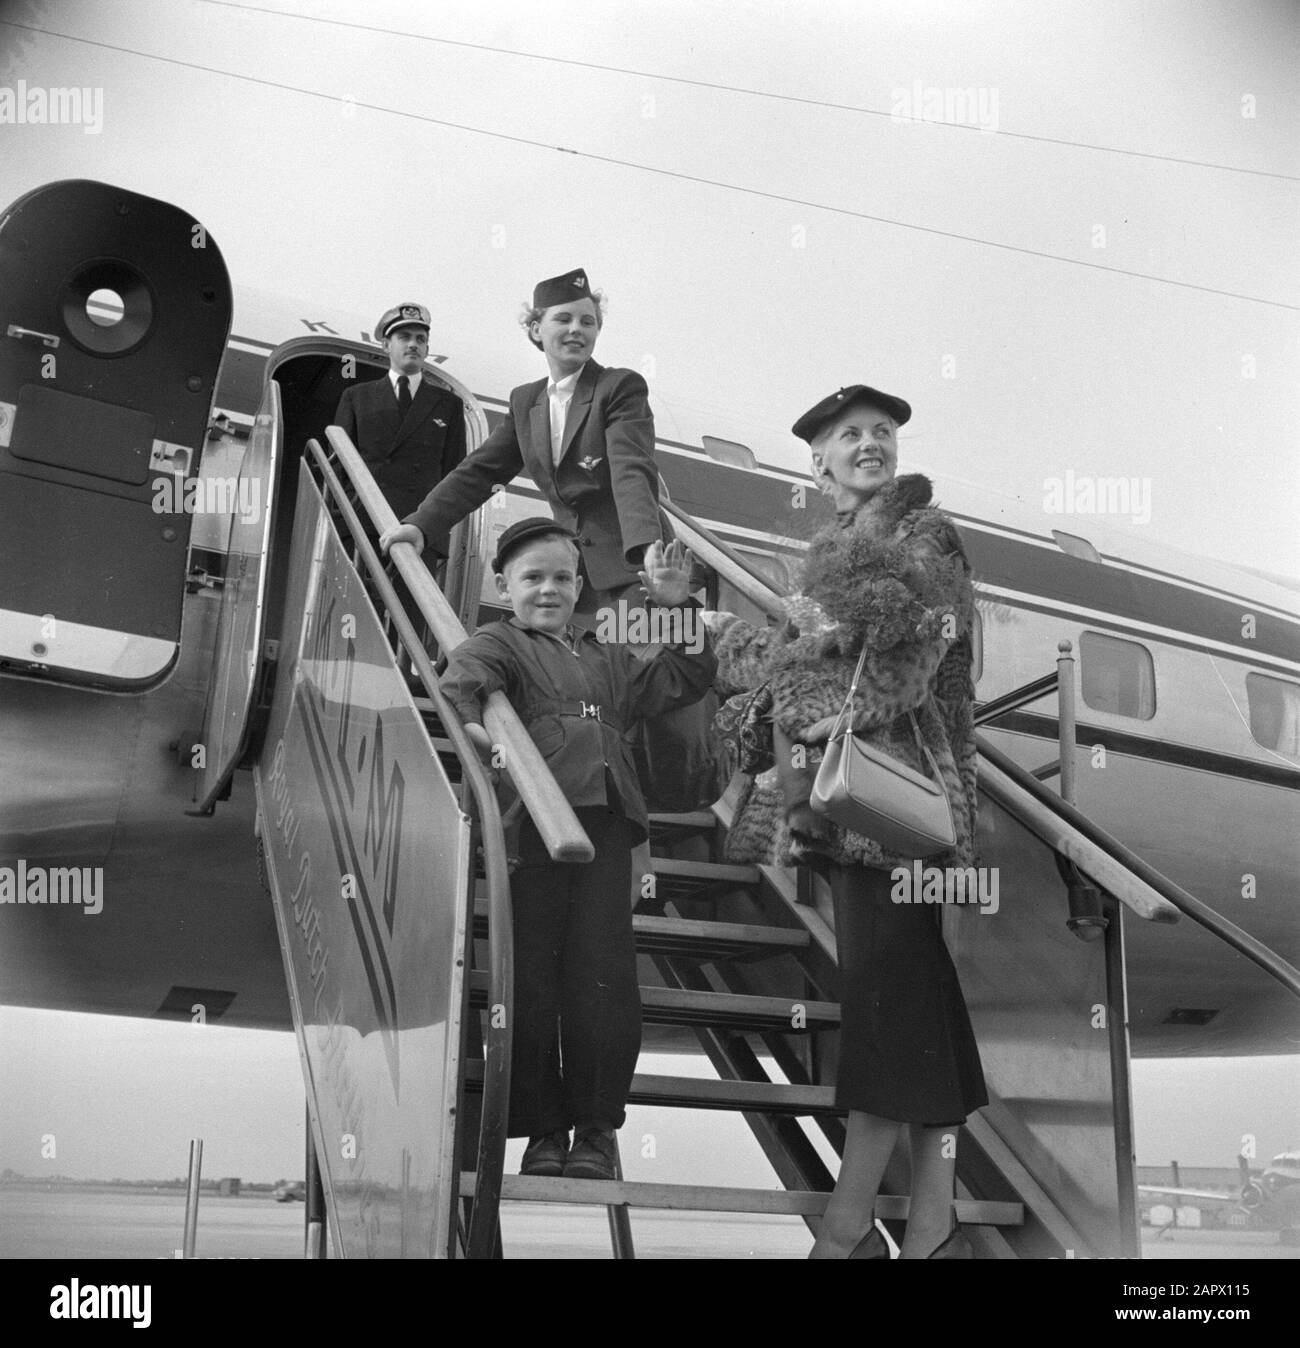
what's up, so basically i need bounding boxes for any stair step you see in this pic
[467,972,838,1031]
[648,810,718,842]
[473,857,760,901]
[475,1174,828,1216]
[648,856,761,902]
[463,1061,838,1115]
[460,1173,1023,1227]
[471,900,809,962]
[632,913,810,961]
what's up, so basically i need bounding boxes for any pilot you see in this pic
[378,269,666,617]
[334,302,467,561]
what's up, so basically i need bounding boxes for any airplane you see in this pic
[1139,1150,1300,1244]
[2,178,1297,1258]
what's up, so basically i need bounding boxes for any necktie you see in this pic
[397,375,412,417]
[549,383,568,465]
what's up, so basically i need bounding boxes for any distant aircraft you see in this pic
[1140,1150,1300,1244]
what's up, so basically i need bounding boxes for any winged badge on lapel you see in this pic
[577,455,604,474]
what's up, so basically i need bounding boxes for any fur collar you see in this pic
[835,473,935,536]
[793,473,967,651]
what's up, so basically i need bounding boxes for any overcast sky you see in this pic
[0,0,1297,1194]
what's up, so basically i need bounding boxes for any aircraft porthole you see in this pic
[86,287,125,327]
[60,258,154,356]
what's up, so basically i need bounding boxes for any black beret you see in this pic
[792,385,912,443]
[532,268,594,312]
[492,517,579,574]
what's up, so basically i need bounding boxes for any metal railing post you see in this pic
[606,1137,636,1259]
[182,1138,203,1259]
[305,1103,326,1259]
[1056,640,1077,805]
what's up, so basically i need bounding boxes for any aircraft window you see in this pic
[1051,530,1102,563]
[86,288,125,327]
[735,549,791,594]
[760,553,791,592]
[61,259,153,355]
[702,435,758,470]
[1079,631,1155,719]
[1244,673,1300,757]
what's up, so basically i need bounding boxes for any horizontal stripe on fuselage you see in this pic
[987,712,1300,791]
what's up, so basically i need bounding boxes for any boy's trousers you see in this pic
[506,806,643,1136]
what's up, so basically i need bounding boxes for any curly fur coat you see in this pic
[713,473,978,871]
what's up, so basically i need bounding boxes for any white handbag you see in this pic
[809,645,957,858]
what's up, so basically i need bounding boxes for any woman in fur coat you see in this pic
[708,385,986,1259]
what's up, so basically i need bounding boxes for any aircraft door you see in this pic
[191,380,281,814]
[0,178,232,685]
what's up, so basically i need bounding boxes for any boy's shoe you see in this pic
[563,1128,617,1181]
[520,1130,570,1177]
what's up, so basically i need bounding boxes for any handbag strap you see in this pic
[836,644,947,785]
[828,644,870,737]
[904,710,946,786]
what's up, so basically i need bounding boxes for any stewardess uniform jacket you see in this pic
[334,373,467,551]
[440,610,717,844]
[404,360,664,589]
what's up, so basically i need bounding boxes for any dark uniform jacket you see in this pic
[335,373,467,552]
[404,360,664,589]
[440,610,716,843]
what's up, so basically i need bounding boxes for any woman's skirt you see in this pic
[829,863,987,1126]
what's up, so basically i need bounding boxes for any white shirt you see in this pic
[547,369,581,466]
[388,369,422,401]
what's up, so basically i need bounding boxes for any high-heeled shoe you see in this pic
[848,1223,890,1259]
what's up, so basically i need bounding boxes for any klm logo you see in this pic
[362,714,405,936]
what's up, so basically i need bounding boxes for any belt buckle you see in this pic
[580,701,601,720]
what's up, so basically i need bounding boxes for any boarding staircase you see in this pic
[219,419,1300,1260]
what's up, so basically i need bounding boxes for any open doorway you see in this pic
[262,348,475,644]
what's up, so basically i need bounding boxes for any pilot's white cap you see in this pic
[376,302,431,341]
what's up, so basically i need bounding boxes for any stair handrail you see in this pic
[973,672,1061,726]
[305,439,513,1257]
[323,426,593,865]
[667,496,1300,988]
[660,498,789,620]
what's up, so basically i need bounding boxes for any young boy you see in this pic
[439,517,715,1180]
